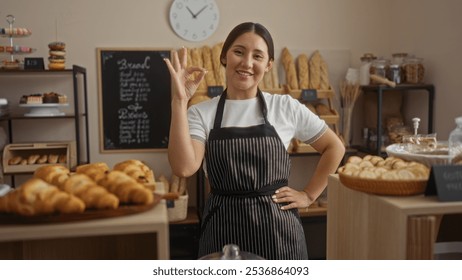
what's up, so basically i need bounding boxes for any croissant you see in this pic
[113,159,155,184]
[35,164,119,210]
[0,178,85,216]
[75,162,110,184]
[98,170,153,205]
[62,174,119,209]
[34,165,71,188]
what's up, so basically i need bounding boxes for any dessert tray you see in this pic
[19,103,69,117]
[386,142,452,167]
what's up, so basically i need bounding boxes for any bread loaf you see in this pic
[281,47,298,90]
[309,50,322,89]
[202,45,216,87]
[212,42,225,87]
[319,58,330,90]
[271,64,279,89]
[297,54,309,89]
[191,48,207,91]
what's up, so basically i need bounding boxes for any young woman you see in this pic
[164,22,345,259]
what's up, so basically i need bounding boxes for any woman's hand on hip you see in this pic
[164,47,207,102]
[272,186,313,210]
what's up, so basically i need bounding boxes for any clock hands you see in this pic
[193,5,208,18]
[186,5,208,19]
[186,6,195,17]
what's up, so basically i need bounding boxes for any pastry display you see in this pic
[0,159,158,217]
[19,92,68,104]
[48,41,66,70]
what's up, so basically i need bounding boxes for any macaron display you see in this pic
[48,41,66,70]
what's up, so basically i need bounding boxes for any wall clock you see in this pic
[169,0,220,42]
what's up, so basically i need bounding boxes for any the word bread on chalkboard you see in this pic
[97,48,171,152]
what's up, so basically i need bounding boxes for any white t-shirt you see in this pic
[188,91,327,150]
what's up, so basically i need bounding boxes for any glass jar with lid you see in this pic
[369,58,389,84]
[403,57,425,84]
[359,53,376,85]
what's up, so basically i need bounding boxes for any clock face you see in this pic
[169,0,220,42]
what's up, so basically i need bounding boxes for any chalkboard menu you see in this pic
[97,49,171,152]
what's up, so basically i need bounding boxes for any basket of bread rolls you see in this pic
[337,155,430,196]
[159,174,188,222]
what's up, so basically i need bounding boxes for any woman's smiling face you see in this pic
[222,32,273,98]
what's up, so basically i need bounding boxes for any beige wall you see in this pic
[2,0,461,190]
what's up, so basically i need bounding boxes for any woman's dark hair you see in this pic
[220,22,274,66]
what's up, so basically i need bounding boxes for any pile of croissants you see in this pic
[0,159,157,216]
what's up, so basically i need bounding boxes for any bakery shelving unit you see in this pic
[0,65,89,187]
[358,83,435,155]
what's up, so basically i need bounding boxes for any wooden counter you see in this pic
[327,174,462,260]
[0,200,169,260]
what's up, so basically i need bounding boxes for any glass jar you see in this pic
[387,64,402,84]
[403,57,425,84]
[369,59,389,84]
[359,53,376,85]
[387,53,408,84]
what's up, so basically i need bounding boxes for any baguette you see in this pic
[202,45,216,86]
[309,50,322,89]
[212,42,225,87]
[297,54,310,89]
[281,47,298,90]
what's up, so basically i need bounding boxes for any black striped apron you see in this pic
[198,90,308,260]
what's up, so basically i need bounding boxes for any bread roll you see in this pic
[8,156,22,165]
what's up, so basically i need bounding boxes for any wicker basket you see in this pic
[338,173,427,196]
[167,193,188,222]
